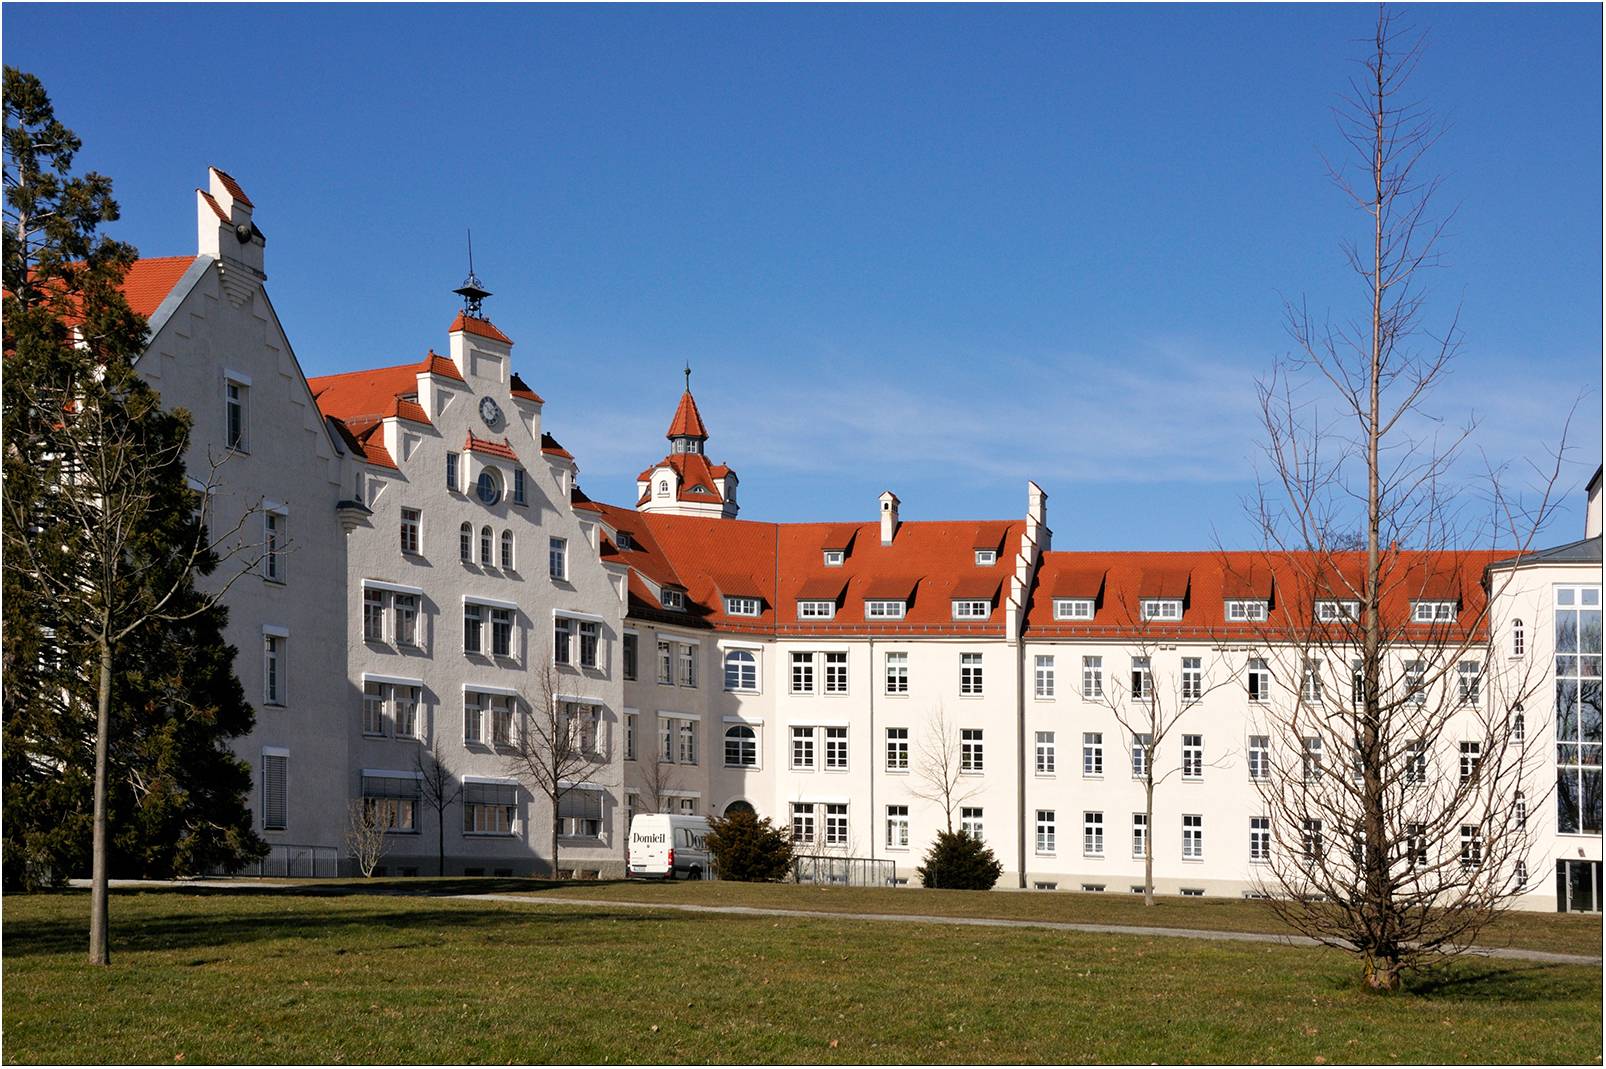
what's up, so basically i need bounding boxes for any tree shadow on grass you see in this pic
[1401,959,1602,1004]
[2,900,685,960]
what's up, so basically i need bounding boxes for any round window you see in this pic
[476,469,501,505]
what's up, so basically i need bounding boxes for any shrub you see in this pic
[917,829,1002,890]
[705,809,794,882]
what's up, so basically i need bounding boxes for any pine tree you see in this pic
[2,67,265,959]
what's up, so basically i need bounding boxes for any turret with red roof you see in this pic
[635,367,739,519]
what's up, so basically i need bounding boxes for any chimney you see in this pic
[196,167,265,302]
[879,490,900,546]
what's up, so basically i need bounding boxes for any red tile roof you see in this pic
[212,167,254,208]
[332,417,398,470]
[119,256,198,317]
[199,190,230,224]
[309,359,438,425]
[510,372,544,403]
[424,351,464,381]
[449,312,513,345]
[635,452,732,504]
[465,432,519,462]
[667,390,708,439]
[541,433,574,460]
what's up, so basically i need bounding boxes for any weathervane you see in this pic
[453,229,491,316]
[684,362,692,392]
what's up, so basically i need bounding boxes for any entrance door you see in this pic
[1556,859,1602,912]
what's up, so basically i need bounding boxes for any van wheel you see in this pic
[688,867,702,882]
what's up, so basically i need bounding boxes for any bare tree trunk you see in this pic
[1143,772,1155,908]
[88,635,112,966]
[437,814,446,878]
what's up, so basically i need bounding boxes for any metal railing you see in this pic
[792,854,897,887]
[233,843,342,879]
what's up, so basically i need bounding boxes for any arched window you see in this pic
[724,649,757,691]
[459,522,473,562]
[657,479,669,498]
[1512,619,1525,658]
[480,525,493,565]
[724,799,756,818]
[500,530,515,570]
[724,725,757,768]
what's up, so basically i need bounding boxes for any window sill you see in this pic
[463,832,518,839]
[1035,772,1056,778]
[1181,857,1204,864]
[1082,774,1104,781]
[883,692,910,698]
[885,768,909,775]
[724,764,761,771]
[1082,854,1104,861]
[1034,696,1057,702]
[264,577,286,587]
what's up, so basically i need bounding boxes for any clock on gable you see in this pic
[479,395,503,428]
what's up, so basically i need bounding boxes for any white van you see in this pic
[627,813,712,880]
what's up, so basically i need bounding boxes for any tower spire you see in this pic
[453,228,491,316]
[684,362,692,393]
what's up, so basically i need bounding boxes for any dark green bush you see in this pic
[917,829,1003,890]
[705,808,794,882]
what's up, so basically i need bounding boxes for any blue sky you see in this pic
[7,3,1601,547]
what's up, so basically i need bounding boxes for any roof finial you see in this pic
[684,362,692,393]
[453,228,491,316]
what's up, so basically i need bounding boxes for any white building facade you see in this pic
[119,169,1601,904]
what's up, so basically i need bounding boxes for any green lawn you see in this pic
[4,889,1601,1064]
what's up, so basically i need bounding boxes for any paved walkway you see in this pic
[450,892,1603,966]
[76,879,1601,966]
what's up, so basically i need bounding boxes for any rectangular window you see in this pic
[975,549,997,566]
[512,468,526,506]
[446,451,460,492]
[549,537,567,581]
[960,728,984,773]
[559,789,604,839]
[823,550,844,567]
[1140,599,1182,621]
[960,807,984,840]
[886,805,910,848]
[225,380,248,451]
[491,695,514,747]
[824,803,849,846]
[676,720,697,765]
[1035,731,1056,774]
[1225,600,1268,622]
[885,651,909,694]
[658,719,674,763]
[263,634,284,705]
[1405,660,1426,704]
[1130,733,1151,778]
[660,589,685,610]
[625,713,637,762]
[264,511,285,583]
[952,599,991,620]
[1036,810,1057,855]
[362,786,418,834]
[1457,660,1481,704]
[678,644,696,688]
[791,726,816,770]
[1054,598,1094,620]
[798,600,836,619]
[824,652,849,694]
[363,681,386,736]
[1315,600,1359,622]
[1182,814,1203,860]
[1035,655,1055,698]
[554,618,575,665]
[1459,740,1481,783]
[865,600,906,620]
[463,604,484,655]
[1302,736,1322,781]
[1249,816,1271,862]
[1302,819,1324,860]
[726,596,762,617]
[393,594,418,647]
[1405,738,1427,784]
[363,589,385,642]
[1130,657,1151,700]
[489,608,513,657]
[824,726,848,770]
[1555,584,1602,836]
[578,621,599,668]
[656,640,672,684]
[1182,734,1203,779]
[262,751,287,830]
[1302,659,1323,702]
[790,803,816,844]
[885,727,909,771]
[791,652,816,694]
[1082,811,1104,857]
[1247,658,1270,702]
[399,508,421,556]
[464,692,484,744]
[1181,656,1202,701]
[1082,732,1103,776]
[623,633,638,681]
[1406,823,1429,867]
[1082,656,1103,697]
[1412,600,1457,623]
[1131,813,1148,859]
[463,781,517,835]
[1248,735,1270,781]
[960,652,984,696]
[394,685,420,738]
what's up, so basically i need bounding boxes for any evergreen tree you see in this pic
[2,67,265,956]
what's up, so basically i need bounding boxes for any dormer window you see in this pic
[974,550,997,566]
[616,531,635,551]
[1316,600,1360,622]
[661,589,685,611]
[1053,598,1094,621]
[865,600,906,621]
[1225,600,1269,622]
[823,550,845,567]
[798,600,836,620]
[726,597,761,617]
[1412,600,1457,624]
[657,479,670,498]
[952,600,991,620]
[1140,599,1183,622]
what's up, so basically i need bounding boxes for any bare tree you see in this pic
[911,704,982,833]
[1251,5,1567,989]
[345,800,390,878]
[505,658,608,879]
[1090,605,1233,905]
[633,740,685,817]
[414,739,461,877]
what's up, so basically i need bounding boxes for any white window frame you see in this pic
[1034,654,1055,699]
[886,805,910,849]
[1140,599,1182,622]
[1225,600,1268,622]
[1412,600,1457,623]
[726,596,762,617]
[1182,814,1203,860]
[1315,600,1360,622]
[952,599,991,620]
[823,550,844,567]
[798,600,836,620]
[1181,734,1203,780]
[885,727,909,771]
[1037,810,1058,855]
[865,600,906,620]
[1035,730,1056,775]
[723,649,758,693]
[960,728,984,773]
[1082,731,1103,777]
[974,549,997,566]
[1082,811,1103,858]
[884,651,909,695]
[1054,598,1095,620]
[960,652,984,696]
